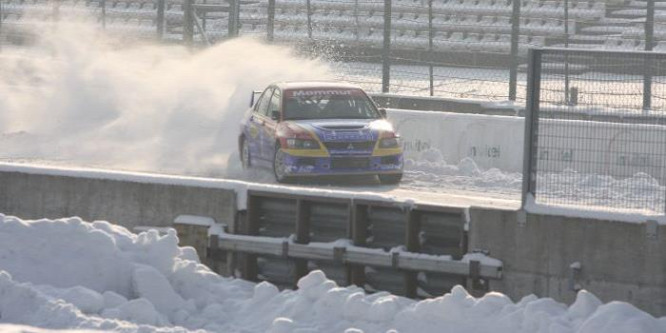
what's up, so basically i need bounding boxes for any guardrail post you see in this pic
[404,208,421,298]
[293,199,311,285]
[508,0,520,101]
[349,203,368,286]
[382,0,391,93]
[240,195,260,281]
[156,0,165,39]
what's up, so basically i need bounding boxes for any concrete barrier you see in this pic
[0,165,238,230]
[468,207,666,316]
[389,109,666,183]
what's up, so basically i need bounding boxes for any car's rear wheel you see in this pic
[240,138,251,170]
[273,143,292,183]
[378,173,402,185]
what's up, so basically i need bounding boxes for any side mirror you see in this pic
[378,108,387,118]
[271,110,281,121]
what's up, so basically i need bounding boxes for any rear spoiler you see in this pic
[250,90,262,107]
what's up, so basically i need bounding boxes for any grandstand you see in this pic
[1,0,664,53]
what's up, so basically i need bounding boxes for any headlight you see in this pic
[379,137,400,148]
[286,138,320,149]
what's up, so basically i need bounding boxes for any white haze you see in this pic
[0,21,332,176]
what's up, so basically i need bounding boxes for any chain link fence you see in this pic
[523,48,666,215]
[1,0,665,103]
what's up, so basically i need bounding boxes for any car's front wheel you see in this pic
[240,138,251,170]
[273,143,292,183]
[378,173,402,185]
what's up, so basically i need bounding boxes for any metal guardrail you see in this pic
[211,233,503,279]
[207,190,501,297]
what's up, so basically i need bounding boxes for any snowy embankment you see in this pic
[1,214,664,333]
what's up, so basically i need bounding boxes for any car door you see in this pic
[261,88,282,161]
[249,87,273,162]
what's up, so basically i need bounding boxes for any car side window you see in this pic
[266,89,281,118]
[255,87,273,115]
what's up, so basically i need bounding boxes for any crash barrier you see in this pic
[0,163,238,230]
[471,207,666,317]
[2,163,665,315]
[207,190,501,297]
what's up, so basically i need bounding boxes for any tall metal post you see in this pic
[0,0,3,52]
[183,0,194,46]
[101,0,107,30]
[382,0,392,93]
[307,0,313,39]
[156,0,165,39]
[53,0,61,22]
[564,0,570,104]
[267,0,275,41]
[228,0,237,37]
[508,0,520,101]
[428,0,434,96]
[521,49,542,208]
[643,0,655,112]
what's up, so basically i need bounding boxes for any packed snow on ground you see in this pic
[1,214,665,333]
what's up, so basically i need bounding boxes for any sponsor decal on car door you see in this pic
[249,87,273,161]
[262,89,281,161]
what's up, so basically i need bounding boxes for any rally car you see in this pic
[238,81,404,184]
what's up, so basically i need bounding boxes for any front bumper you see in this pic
[280,153,403,176]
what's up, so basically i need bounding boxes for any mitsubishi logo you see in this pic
[347,143,354,150]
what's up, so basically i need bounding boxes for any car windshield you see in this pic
[283,88,380,120]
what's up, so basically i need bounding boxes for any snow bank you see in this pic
[1,214,664,333]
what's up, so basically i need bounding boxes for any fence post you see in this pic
[53,0,61,22]
[428,0,434,96]
[0,0,3,52]
[307,0,313,39]
[156,0,165,39]
[228,0,238,37]
[643,0,655,112]
[564,0,570,104]
[183,0,194,46]
[521,49,542,208]
[382,0,391,93]
[267,0,275,41]
[99,0,106,30]
[508,0,520,101]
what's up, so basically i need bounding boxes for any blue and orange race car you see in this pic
[238,81,404,184]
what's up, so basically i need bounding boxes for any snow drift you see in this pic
[0,213,664,333]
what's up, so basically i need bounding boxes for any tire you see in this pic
[273,143,292,183]
[378,173,402,185]
[240,137,251,170]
